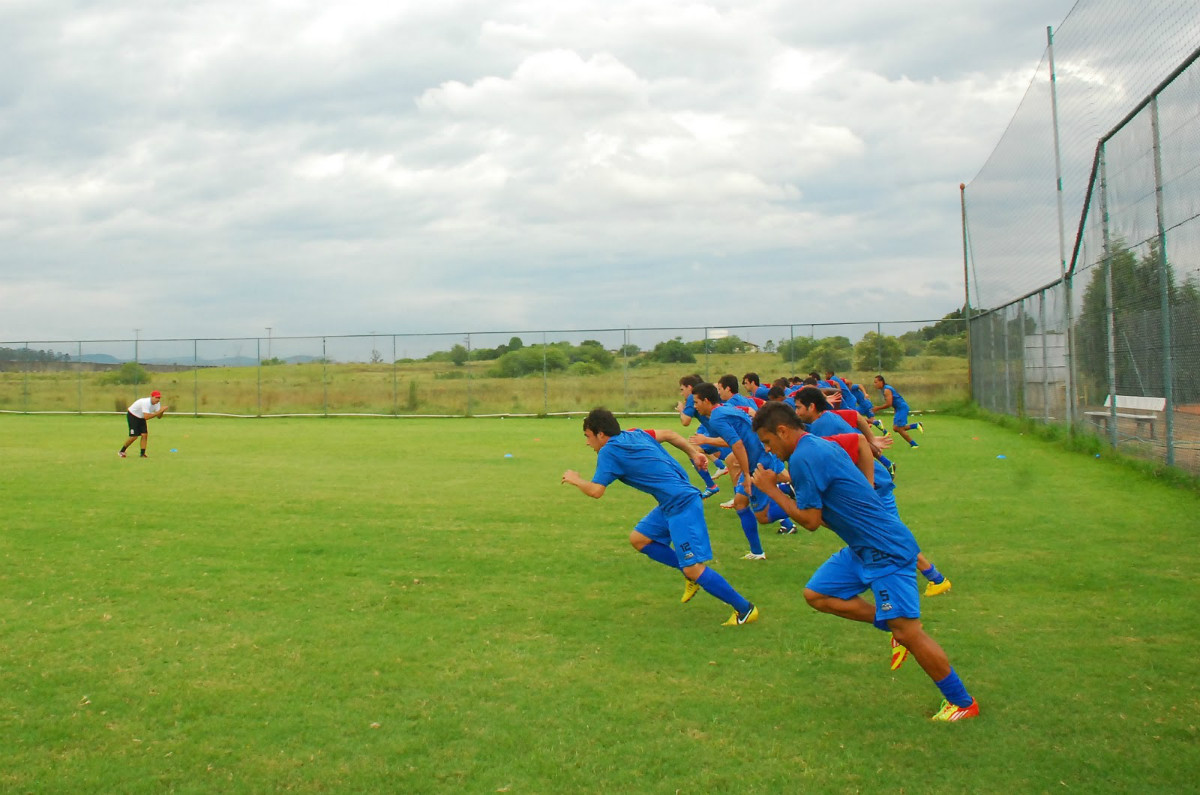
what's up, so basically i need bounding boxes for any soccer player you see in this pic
[750,402,977,721]
[741,372,771,401]
[561,408,759,626]
[690,383,795,557]
[849,381,888,434]
[675,374,722,498]
[118,390,167,458]
[873,375,924,447]
[793,388,951,597]
[717,374,761,413]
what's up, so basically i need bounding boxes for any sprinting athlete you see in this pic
[561,408,759,626]
[750,402,977,721]
[794,390,951,597]
[874,375,924,447]
[676,374,722,498]
[690,383,795,558]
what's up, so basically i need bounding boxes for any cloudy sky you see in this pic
[2,0,1081,345]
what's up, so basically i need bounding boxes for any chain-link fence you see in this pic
[0,320,964,419]
[966,0,1200,474]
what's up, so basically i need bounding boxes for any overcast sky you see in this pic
[1,0,1081,345]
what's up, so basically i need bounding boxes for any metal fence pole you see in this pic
[322,337,328,417]
[76,341,83,413]
[542,332,548,415]
[1151,96,1175,466]
[257,338,262,417]
[1099,146,1119,448]
[1048,26,1075,428]
[466,333,473,417]
[392,335,398,416]
[193,339,199,418]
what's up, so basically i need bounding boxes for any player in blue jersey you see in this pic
[690,383,796,557]
[849,381,888,434]
[718,374,762,413]
[749,402,977,721]
[794,388,951,597]
[741,372,772,401]
[874,375,924,447]
[561,408,758,626]
[675,374,722,498]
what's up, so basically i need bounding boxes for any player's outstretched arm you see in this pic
[649,428,707,470]
[561,469,606,499]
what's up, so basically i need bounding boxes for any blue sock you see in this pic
[736,508,764,555]
[879,455,893,470]
[764,501,794,531]
[697,567,751,613]
[638,541,680,569]
[920,564,944,584]
[695,464,715,488]
[909,440,919,447]
[934,668,973,707]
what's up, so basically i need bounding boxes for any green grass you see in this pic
[1,413,1196,792]
[0,354,968,417]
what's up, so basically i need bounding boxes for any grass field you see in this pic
[1,413,1197,792]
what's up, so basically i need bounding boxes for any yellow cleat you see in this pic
[682,579,702,603]
[931,698,979,722]
[722,604,759,626]
[890,635,909,670]
[924,579,952,597]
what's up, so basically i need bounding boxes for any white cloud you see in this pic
[0,0,1087,344]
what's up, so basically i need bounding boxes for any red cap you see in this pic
[151,390,162,398]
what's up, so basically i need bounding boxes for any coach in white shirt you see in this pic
[119,390,168,458]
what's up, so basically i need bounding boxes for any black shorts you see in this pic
[127,412,148,437]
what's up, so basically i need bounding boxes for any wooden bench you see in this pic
[1085,395,1166,439]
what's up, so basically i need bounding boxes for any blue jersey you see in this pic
[850,384,873,414]
[591,430,698,513]
[705,403,768,473]
[725,393,758,412]
[786,434,918,574]
[751,385,770,400]
[882,384,908,412]
[682,393,711,434]
[809,411,894,500]
[828,375,854,407]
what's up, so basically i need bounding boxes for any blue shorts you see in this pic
[805,547,920,630]
[634,498,713,568]
[892,406,911,427]
[733,474,780,514]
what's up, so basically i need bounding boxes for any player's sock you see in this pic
[695,464,715,489]
[637,541,680,569]
[765,501,794,532]
[697,567,751,614]
[920,564,945,584]
[736,508,764,556]
[879,454,893,470]
[934,668,973,708]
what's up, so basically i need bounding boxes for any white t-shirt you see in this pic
[127,397,159,418]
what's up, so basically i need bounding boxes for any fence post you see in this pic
[1099,146,1119,449]
[542,332,548,415]
[466,333,473,418]
[392,335,398,417]
[257,338,262,418]
[77,341,83,414]
[1151,96,1175,466]
[193,339,199,418]
[1048,25,1075,428]
[322,337,328,418]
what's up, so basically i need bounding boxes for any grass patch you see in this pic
[1,413,1196,792]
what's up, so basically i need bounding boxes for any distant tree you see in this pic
[508,336,524,351]
[646,337,696,364]
[806,341,852,373]
[617,343,641,357]
[777,336,816,364]
[449,344,469,366]
[854,332,904,371]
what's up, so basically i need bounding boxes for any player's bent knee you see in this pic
[803,588,828,610]
[628,531,650,550]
